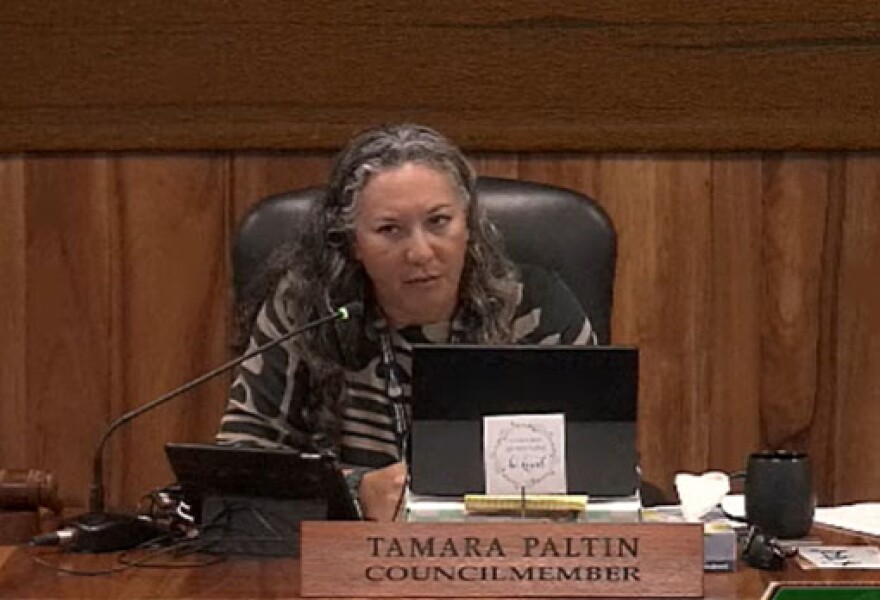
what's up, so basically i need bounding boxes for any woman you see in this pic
[217,124,594,520]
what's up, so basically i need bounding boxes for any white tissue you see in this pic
[674,471,730,522]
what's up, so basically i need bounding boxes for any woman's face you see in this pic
[352,162,470,328]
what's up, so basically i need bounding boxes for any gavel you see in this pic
[0,469,63,514]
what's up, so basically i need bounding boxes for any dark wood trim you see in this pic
[3,2,880,152]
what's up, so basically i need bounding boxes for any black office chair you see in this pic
[232,176,616,345]
[230,176,666,501]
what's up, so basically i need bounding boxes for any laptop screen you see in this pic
[409,344,639,497]
[164,443,360,520]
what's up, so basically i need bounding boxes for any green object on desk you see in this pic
[769,586,880,599]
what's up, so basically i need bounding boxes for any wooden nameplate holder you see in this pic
[300,521,704,597]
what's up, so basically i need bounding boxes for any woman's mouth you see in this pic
[405,274,440,286]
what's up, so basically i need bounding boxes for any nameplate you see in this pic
[300,521,703,597]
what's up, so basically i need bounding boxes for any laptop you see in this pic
[408,344,639,497]
[164,443,360,555]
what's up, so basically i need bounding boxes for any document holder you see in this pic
[164,443,360,556]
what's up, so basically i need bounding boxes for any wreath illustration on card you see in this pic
[489,421,559,491]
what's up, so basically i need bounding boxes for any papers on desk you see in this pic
[797,546,880,569]
[785,502,880,571]
[815,503,880,537]
[722,496,880,538]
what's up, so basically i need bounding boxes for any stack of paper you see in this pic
[814,503,880,537]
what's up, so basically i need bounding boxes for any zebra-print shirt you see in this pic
[216,264,594,469]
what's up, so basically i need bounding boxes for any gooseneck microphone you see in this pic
[36,302,362,553]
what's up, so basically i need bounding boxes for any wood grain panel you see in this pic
[231,154,331,221]
[709,156,764,472]
[759,157,829,453]
[0,158,27,468]
[2,3,880,151]
[110,157,231,508]
[517,155,603,202]
[595,156,713,497]
[471,156,521,181]
[809,156,848,504]
[21,158,116,507]
[834,156,880,504]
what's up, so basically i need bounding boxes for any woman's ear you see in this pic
[327,228,351,253]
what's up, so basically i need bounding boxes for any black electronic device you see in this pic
[165,443,360,556]
[409,344,639,497]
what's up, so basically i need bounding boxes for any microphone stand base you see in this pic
[62,511,167,553]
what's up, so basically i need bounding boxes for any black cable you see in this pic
[391,468,411,522]
[25,531,186,576]
[117,537,225,569]
[26,480,340,575]
[26,546,132,577]
[25,506,272,575]
[26,509,213,576]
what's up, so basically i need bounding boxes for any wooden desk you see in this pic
[1,526,878,599]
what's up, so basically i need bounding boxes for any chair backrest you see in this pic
[233,176,616,343]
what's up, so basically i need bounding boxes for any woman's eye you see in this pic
[377,224,400,236]
[428,214,452,228]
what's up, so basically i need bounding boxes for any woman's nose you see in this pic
[405,229,433,263]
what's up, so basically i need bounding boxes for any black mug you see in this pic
[730,450,815,539]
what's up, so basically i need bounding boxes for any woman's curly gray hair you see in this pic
[237,124,519,446]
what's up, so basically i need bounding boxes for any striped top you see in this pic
[216,264,594,469]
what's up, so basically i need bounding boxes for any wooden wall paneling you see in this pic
[231,154,332,224]
[20,158,117,507]
[758,156,830,461]
[6,148,880,509]
[596,156,713,498]
[517,155,603,203]
[0,158,27,469]
[833,156,880,504]
[809,156,848,505]
[110,157,231,507]
[471,156,520,181]
[708,156,764,472]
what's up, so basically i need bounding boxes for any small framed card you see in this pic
[483,413,566,495]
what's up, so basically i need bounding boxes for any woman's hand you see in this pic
[358,461,407,521]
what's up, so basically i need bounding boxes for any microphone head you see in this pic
[337,301,364,321]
